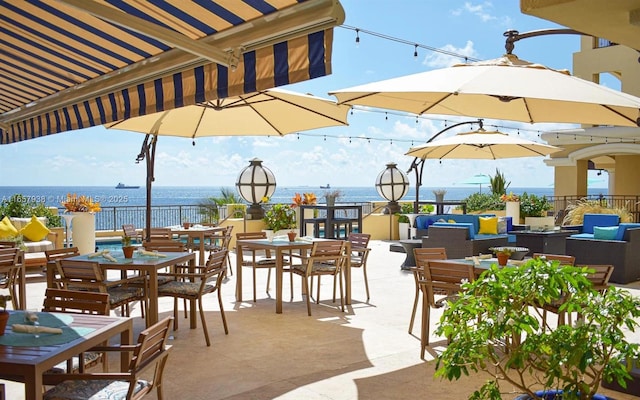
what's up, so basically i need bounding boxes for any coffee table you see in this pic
[511,230,575,255]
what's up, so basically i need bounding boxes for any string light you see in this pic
[340,25,481,63]
[385,112,388,120]
[413,44,418,58]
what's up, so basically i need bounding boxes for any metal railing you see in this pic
[71,202,375,232]
[548,195,640,223]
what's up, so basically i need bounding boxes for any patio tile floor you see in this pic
[4,240,640,399]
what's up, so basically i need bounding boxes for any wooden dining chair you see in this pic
[418,260,475,359]
[122,224,143,244]
[55,259,146,318]
[45,247,80,289]
[340,233,371,301]
[290,240,347,316]
[157,250,229,346]
[236,231,277,302]
[532,253,576,329]
[43,317,173,400]
[147,228,173,241]
[42,288,111,373]
[0,247,22,310]
[410,248,447,335]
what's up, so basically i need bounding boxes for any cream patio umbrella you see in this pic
[405,128,560,160]
[329,54,640,127]
[105,88,350,239]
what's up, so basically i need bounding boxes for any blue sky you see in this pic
[0,1,609,189]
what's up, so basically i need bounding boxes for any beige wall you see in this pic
[614,155,640,195]
[554,162,588,197]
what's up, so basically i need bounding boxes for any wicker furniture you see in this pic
[421,226,508,259]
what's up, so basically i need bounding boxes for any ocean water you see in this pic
[0,185,608,208]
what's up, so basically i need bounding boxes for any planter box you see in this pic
[524,216,555,230]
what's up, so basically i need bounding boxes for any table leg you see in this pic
[344,241,351,305]
[24,366,40,400]
[276,248,283,314]
[189,257,197,329]
[148,268,159,326]
[236,244,243,302]
[120,318,133,371]
[198,233,205,266]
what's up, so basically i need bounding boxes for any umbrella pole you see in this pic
[136,134,158,241]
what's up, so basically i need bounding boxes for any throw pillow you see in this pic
[0,216,18,239]
[447,219,456,223]
[593,226,618,240]
[20,215,50,242]
[478,216,499,235]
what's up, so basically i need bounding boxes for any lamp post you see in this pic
[375,162,409,214]
[236,157,276,220]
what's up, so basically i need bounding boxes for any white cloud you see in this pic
[423,41,478,68]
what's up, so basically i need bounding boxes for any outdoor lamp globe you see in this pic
[236,158,276,219]
[375,162,409,214]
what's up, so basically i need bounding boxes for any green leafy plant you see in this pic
[198,187,244,223]
[461,192,504,213]
[396,203,414,223]
[420,204,435,213]
[263,204,296,231]
[519,192,553,218]
[0,295,11,311]
[489,168,510,196]
[435,258,640,399]
[122,235,132,247]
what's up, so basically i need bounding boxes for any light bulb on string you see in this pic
[355,29,360,47]
[413,44,418,59]
[385,112,388,121]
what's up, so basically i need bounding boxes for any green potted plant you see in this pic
[435,258,640,399]
[263,204,296,233]
[0,295,12,336]
[492,247,512,266]
[121,235,135,258]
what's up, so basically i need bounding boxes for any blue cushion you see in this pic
[593,226,619,240]
[570,233,595,239]
[615,223,640,241]
[582,213,619,234]
[432,222,475,239]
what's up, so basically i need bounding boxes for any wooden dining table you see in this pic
[168,225,225,265]
[235,238,352,313]
[0,311,133,400]
[64,251,196,327]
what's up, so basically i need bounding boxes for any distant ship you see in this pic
[320,184,331,189]
[115,183,140,189]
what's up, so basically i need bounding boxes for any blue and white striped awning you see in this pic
[0,0,344,144]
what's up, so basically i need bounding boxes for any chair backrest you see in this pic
[0,247,20,267]
[122,224,143,241]
[533,253,575,266]
[143,240,185,252]
[147,228,172,240]
[0,248,21,292]
[348,233,370,249]
[581,264,614,292]
[413,248,448,280]
[304,240,347,274]
[55,259,105,291]
[42,288,110,315]
[45,247,80,262]
[204,249,228,285]
[236,231,267,241]
[128,316,173,374]
[0,241,17,248]
[423,260,475,307]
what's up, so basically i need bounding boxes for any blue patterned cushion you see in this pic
[44,379,150,400]
[158,281,213,296]
[107,287,142,305]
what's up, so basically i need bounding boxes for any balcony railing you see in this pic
[71,202,375,232]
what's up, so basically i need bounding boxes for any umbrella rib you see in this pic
[602,104,640,127]
[418,93,454,115]
[191,106,208,139]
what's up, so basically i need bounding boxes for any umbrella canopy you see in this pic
[459,174,491,185]
[106,88,350,239]
[330,54,640,127]
[406,129,560,160]
[105,89,349,138]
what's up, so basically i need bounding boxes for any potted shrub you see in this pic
[562,198,633,226]
[0,295,11,336]
[263,204,296,235]
[519,192,553,228]
[396,203,413,240]
[122,235,135,258]
[433,189,447,203]
[435,258,640,399]
[492,247,512,266]
[324,190,343,207]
